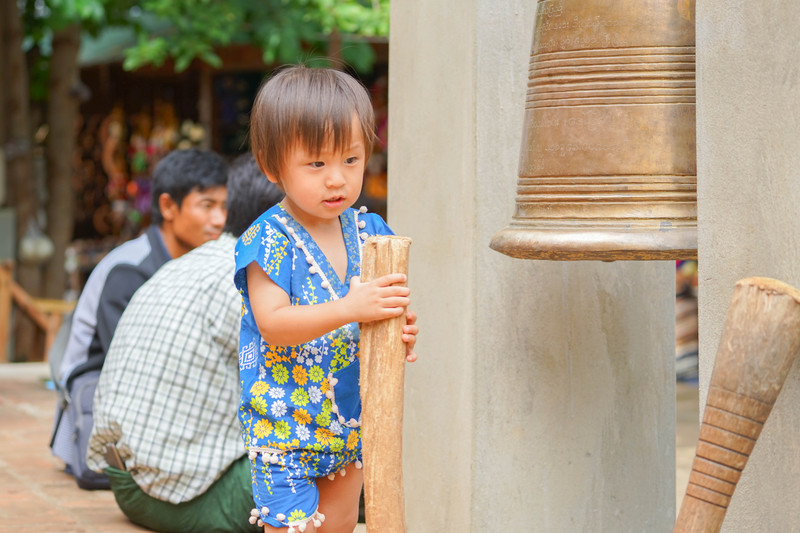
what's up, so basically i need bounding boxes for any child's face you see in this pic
[269,118,366,227]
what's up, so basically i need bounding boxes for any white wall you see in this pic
[389,1,676,531]
[696,2,800,531]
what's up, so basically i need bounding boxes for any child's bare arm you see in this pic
[247,263,411,347]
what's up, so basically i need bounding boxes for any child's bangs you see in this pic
[292,98,359,156]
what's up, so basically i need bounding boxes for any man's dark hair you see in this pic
[150,149,229,225]
[223,153,284,237]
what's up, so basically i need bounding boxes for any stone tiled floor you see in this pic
[0,363,145,533]
[0,362,698,532]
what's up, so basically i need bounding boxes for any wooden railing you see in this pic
[0,262,75,363]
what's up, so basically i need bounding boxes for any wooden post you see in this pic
[359,235,412,533]
[0,263,12,362]
[674,277,800,533]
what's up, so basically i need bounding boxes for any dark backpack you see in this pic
[49,315,110,490]
[65,369,110,490]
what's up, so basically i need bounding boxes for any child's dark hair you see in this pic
[150,148,229,224]
[249,65,376,183]
[223,152,284,237]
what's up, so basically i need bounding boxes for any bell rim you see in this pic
[489,225,697,261]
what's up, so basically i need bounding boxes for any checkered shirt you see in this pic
[87,234,245,504]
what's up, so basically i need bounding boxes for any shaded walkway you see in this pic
[1,362,696,532]
[0,363,145,532]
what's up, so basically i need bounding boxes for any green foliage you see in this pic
[21,0,135,101]
[20,0,388,88]
[121,0,390,73]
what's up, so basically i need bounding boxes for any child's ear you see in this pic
[255,151,278,184]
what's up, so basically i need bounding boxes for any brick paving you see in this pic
[0,363,145,533]
[0,362,697,532]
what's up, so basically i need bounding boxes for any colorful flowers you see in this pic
[296,425,310,441]
[292,409,312,425]
[308,386,323,404]
[346,430,359,451]
[274,420,291,440]
[250,396,268,415]
[315,428,335,446]
[250,382,270,396]
[272,364,289,384]
[271,400,288,418]
[292,365,308,386]
[315,400,331,426]
[253,419,273,439]
[290,387,310,407]
[308,366,324,383]
[329,437,345,453]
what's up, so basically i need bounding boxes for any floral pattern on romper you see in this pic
[234,203,393,529]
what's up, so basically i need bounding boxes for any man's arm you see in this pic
[91,264,150,360]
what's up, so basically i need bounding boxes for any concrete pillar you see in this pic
[388,2,676,531]
[696,2,800,531]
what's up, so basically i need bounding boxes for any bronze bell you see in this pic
[490,0,697,261]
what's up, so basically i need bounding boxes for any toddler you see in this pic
[234,65,418,533]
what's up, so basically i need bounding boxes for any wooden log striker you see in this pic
[673,277,800,533]
[359,235,412,533]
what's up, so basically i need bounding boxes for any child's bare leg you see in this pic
[260,461,362,533]
[316,461,364,532]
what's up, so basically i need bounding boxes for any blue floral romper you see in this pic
[234,203,393,530]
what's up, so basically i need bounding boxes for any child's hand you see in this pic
[345,274,410,323]
[403,310,419,362]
